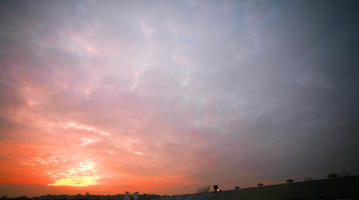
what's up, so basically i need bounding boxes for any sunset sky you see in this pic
[1,0,359,197]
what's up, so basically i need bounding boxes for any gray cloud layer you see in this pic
[1,0,359,194]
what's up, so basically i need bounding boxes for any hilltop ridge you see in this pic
[164,175,359,200]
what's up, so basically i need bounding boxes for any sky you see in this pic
[1,0,359,197]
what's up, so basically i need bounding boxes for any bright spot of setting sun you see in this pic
[49,175,100,187]
[48,161,101,187]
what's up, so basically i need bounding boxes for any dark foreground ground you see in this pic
[2,175,359,200]
[165,175,359,200]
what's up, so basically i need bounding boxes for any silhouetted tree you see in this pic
[14,196,28,200]
[286,179,294,183]
[257,183,263,187]
[327,173,338,178]
[213,185,219,192]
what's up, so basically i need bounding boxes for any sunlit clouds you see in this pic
[49,161,100,187]
[65,122,110,136]
[1,0,359,198]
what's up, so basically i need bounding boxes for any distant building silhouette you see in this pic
[124,192,129,200]
[133,192,138,200]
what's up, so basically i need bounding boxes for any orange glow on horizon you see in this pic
[49,175,100,187]
[47,160,102,187]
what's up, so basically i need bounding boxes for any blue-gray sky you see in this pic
[0,0,359,197]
